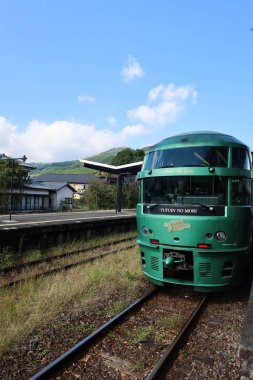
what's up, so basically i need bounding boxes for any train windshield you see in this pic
[143,176,227,206]
[144,146,228,170]
[232,147,251,170]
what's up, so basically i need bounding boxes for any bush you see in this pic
[81,179,117,210]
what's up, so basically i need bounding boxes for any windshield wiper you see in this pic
[181,164,206,167]
[158,164,207,168]
[145,203,159,210]
[183,202,214,211]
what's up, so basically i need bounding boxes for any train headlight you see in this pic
[142,226,149,236]
[215,231,227,241]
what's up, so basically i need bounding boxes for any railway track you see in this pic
[0,238,137,288]
[1,236,136,274]
[147,295,207,379]
[29,287,207,380]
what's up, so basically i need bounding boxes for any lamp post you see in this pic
[0,154,27,221]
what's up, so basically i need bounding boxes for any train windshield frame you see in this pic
[143,176,227,206]
[144,146,228,170]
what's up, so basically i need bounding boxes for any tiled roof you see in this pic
[35,181,70,191]
[29,181,76,192]
[25,182,51,190]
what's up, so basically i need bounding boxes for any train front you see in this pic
[136,134,253,292]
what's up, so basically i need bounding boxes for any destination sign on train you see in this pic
[143,204,224,216]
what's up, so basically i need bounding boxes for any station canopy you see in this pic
[79,159,143,175]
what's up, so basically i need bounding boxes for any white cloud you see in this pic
[148,83,197,103]
[122,55,145,82]
[0,83,197,162]
[77,95,96,103]
[121,124,147,137]
[0,116,145,162]
[127,83,197,127]
[0,116,17,147]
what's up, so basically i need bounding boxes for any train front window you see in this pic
[143,147,228,169]
[231,177,251,205]
[232,148,251,170]
[143,176,227,206]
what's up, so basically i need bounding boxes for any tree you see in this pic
[111,148,145,166]
[81,179,117,210]
[0,160,24,189]
[0,160,25,213]
[134,149,146,162]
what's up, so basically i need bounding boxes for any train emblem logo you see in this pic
[163,220,192,232]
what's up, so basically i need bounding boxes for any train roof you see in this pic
[148,131,249,152]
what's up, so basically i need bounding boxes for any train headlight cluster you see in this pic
[215,231,227,241]
[142,226,149,236]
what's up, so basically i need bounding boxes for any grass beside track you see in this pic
[0,245,145,355]
[0,231,136,270]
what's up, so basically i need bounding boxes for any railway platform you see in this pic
[0,209,136,252]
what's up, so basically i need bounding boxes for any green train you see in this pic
[136,131,253,291]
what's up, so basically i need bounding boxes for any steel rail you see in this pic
[146,295,207,380]
[1,236,136,274]
[1,243,137,289]
[29,287,158,380]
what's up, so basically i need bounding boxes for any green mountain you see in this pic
[30,147,126,176]
[86,147,126,164]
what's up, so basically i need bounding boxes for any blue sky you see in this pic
[0,1,253,162]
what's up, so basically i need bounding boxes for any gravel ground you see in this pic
[166,281,251,380]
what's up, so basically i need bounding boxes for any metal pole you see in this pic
[116,174,123,213]
[9,159,15,221]
[115,172,132,213]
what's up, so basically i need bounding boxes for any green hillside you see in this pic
[86,147,126,164]
[30,147,126,176]
[31,160,89,176]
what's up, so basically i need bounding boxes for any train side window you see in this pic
[231,177,251,205]
[144,152,155,171]
[232,148,251,170]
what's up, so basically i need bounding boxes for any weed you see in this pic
[155,314,183,330]
[106,300,130,316]
[107,330,116,339]
[127,325,153,344]
[0,247,16,269]
[124,271,142,281]
[133,361,146,373]
[0,231,136,268]
[35,346,53,360]
[0,246,145,354]
[73,323,98,334]
[25,250,42,262]
[16,278,40,297]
